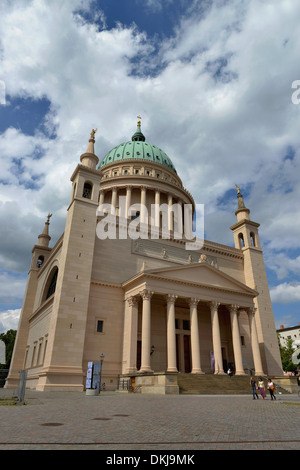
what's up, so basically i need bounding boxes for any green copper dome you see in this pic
[98,123,177,174]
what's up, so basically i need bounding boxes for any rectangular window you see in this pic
[241,335,245,346]
[97,320,104,333]
[183,320,190,330]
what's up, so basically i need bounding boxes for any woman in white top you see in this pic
[267,378,276,400]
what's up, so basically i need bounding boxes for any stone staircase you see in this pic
[177,373,253,395]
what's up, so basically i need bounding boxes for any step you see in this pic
[177,374,252,395]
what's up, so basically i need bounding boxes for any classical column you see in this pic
[140,186,147,224]
[209,301,225,374]
[166,294,178,372]
[248,307,264,375]
[140,289,153,372]
[174,199,183,237]
[111,187,117,212]
[229,305,245,375]
[168,193,173,231]
[126,185,132,219]
[125,296,139,374]
[99,190,104,206]
[189,298,204,374]
[154,189,160,228]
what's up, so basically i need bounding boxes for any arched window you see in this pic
[82,182,92,199]
[45,268,58,300]
[250,232,256,247]
[36,255,44,268]
[238,233,245,248]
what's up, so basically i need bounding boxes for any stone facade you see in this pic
[6,127,283,392]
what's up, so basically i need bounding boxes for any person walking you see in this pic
[267,378,276,400]
[258,377,266,399]
[250,376,259,399]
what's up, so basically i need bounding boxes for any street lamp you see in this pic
[99,353,105,394]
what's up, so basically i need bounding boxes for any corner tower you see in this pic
[6,215,53,387]
[36,129,101,391]
[230,186,283,376]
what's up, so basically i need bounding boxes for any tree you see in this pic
[278,335,298,374]
[0,329,17,369]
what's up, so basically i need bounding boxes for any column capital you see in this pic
[247,306,257,316]
[140,289,153,301]
[166,294,178,304]
[189,297,200,307]
[208,301,220,311]
[229,304,240,314]
[127,296,139,307]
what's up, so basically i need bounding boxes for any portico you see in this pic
[121,261,264,378]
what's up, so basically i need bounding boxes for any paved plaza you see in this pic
[0,389,299,451]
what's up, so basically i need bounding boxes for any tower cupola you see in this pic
[38,213,52,248]
[80,128,99,169]
[235,184,250,222]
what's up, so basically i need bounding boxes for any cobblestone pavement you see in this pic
[0,389,299,451]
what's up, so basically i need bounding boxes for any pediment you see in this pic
[144,262,257,296]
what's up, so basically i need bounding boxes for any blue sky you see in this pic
[0,0,299,332]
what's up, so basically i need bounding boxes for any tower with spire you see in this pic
[7,214,54,386]
[230,186,283,375]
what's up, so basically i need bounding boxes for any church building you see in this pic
[6,119,283,393]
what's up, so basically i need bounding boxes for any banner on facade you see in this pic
[86,361,95,389]
[92,361,102,389]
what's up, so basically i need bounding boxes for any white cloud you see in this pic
[265,253,300,281]
[0,272,26,302]
[270,282,300,304]
[0,309,21,334]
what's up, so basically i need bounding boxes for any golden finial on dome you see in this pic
[137,115,142,127]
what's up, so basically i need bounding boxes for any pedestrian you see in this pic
[227,368,233,378]
[250,376,259,399]
[267,378,276,400]
[258,377,266,399]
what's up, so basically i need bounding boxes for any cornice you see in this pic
[70,163,102,182]
[91,279,122,289]
[230,219,260,230]
[29,295,54,322]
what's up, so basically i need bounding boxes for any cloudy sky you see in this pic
[0,0,299,333]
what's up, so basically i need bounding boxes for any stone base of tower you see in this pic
[4,371,21,389]
[35,365,85,392]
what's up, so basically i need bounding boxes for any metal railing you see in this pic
[117,378,131,391]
